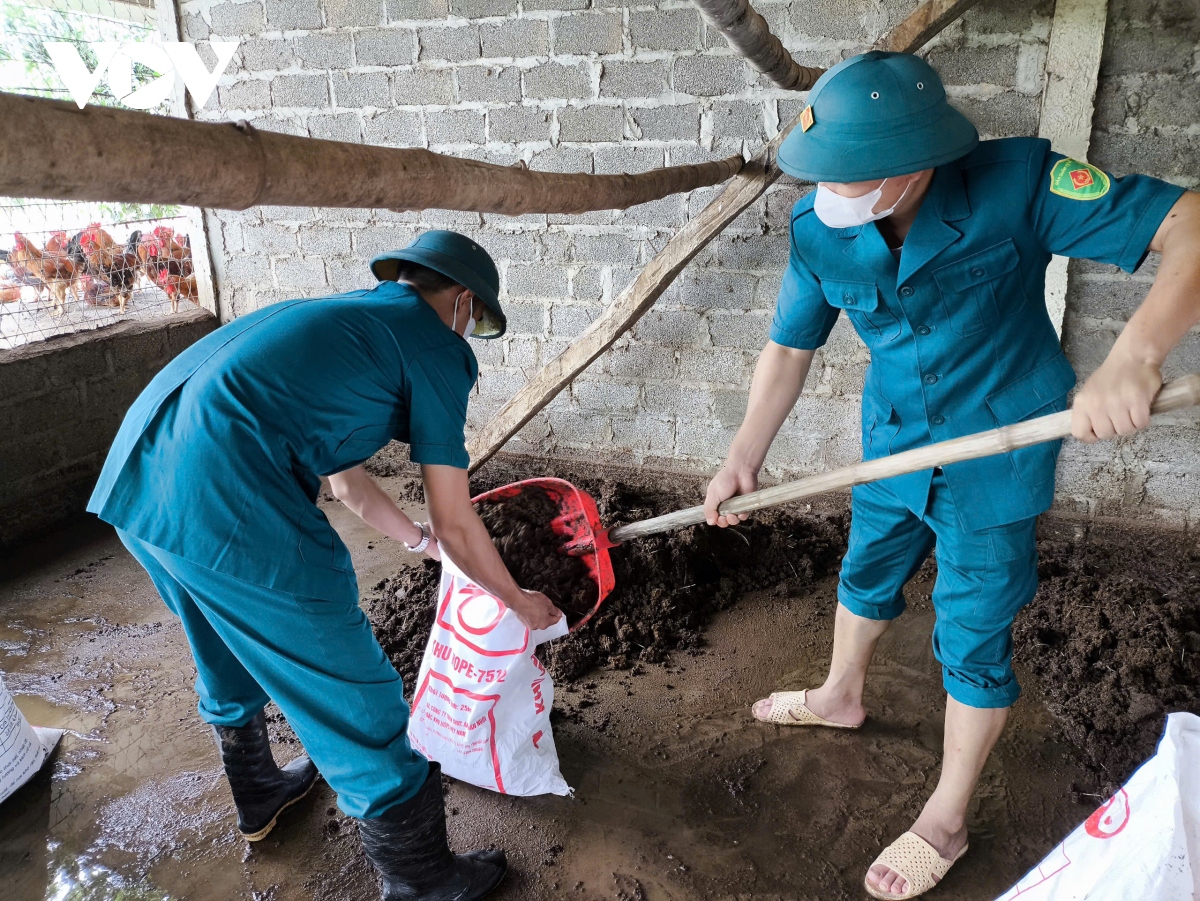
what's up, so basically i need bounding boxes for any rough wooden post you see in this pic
[691,0,825,90]
[154,0,219,320]
[1037,0,1110,337]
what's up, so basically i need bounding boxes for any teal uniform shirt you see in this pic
[88,281,477,598]
[772,137,1185,531]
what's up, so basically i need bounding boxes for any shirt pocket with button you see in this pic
[984,351,1078,488]
[863,394,901,458]
[931,239,1024,338]
[820,279,901,343]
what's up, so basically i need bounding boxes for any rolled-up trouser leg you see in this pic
[118,530,429,818]
[922,477,1039,709]
[837,480,937,622]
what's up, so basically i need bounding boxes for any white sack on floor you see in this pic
[996,711,1200,901]
[407,553,571,797]
[1,675,63,804]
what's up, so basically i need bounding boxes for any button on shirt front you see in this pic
[769,137,1184,530]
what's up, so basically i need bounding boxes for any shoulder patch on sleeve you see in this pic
[1050,158,1111,200]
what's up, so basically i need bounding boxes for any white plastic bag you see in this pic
[1,675,63,804]
[407,554,572,797]
[995,711,1200,901]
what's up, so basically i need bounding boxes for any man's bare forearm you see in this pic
[420,464,527,607]
[429,515,526,606]
[726,341,816,472]
[328,465,422,546]
[1118,192,1200,367]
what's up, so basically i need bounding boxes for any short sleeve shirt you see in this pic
[767,137,1184,530]
[771,140,1183,352]
[88,282,478,595]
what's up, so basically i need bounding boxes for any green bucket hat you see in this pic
[778,51,978,183]
[370,230,506,339]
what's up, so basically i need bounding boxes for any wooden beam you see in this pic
[0,93,743,216]
[692,0,825,90]
[1037,0,1110,337]
[467,0,986,471]
[880,0,984,54]
[467,156,779,471]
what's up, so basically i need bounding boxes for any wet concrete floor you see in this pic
[1,477,1094,900]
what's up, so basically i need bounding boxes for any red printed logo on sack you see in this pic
[455,589,507,636]
[436,579,529,658]
[1084,789,1129,839]
[410,670,506,793]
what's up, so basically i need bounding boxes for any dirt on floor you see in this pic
[367,458,848,687]
[2,454,1197,901]
[369,457,1200,797]
[1016,525,1200,797]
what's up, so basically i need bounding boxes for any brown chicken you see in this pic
[77,273,108,307]
[153,226,192,269]
[156,268,199,312]
[2,246,43,302]
[75,224,140,313]
[141,228,197,313]
[0,249,35,302]
[11,232,78,316]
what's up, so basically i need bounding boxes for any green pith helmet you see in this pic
[778,51,978,183]
[370,230,506,339]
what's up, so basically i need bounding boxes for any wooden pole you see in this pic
[467,0,985,472]
[608,373,1200,542]
[694,0,982,91]
[691,0,825,90]
[0,92,743,216]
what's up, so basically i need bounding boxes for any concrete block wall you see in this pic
[179,0,1199,525]
[1055,0,1200,528]
[0,312,219,548]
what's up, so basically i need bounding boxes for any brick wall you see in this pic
[0,312,218,548]
[180,0,1200,526]
[1056,0,1200,529]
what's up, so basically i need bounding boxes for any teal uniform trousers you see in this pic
[773,137,1184,706]
[89,282,478,817]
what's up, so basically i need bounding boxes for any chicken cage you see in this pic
[1,0,205,350]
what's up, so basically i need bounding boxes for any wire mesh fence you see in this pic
[1,0,204,351]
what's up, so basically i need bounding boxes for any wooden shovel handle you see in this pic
[607,373,1200,543]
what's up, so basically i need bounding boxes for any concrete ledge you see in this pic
[0,310,219,549]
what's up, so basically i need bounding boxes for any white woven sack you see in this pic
[995,711,1200,901]
[1,675,63,803]
[407,553,571,797]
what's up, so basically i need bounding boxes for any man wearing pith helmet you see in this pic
[89,229,562,901]
[705,50,1200,898]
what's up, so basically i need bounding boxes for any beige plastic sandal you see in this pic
[863,832,969,900]
[752,690,863,728]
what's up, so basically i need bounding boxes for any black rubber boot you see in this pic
[212,710,320,841]
[357,762,507,901]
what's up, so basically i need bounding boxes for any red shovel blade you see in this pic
[472,477,616,632]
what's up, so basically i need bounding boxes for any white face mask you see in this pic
[452,292,477,339]
[813,177,913,229]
